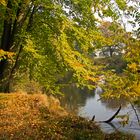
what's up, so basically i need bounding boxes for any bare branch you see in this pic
[130,102,140,125]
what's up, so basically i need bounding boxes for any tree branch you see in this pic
[130,102,140,125]
[91,105,122,123]
[103,105,121,123]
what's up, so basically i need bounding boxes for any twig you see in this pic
[130,102,140,125]
[100,105,121,123]
[91,115,95,121]
[91,105,122,123]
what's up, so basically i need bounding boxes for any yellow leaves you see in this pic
[127,63,138,72]
[102,90,135,101]
[24,38,43,59]
[101,70,140,101]
[0,93,68,139]
[0,0,6,6]
[84,75,97,82]
[116,114,129,127]
[124,39,140,63]
[0,49,6,59]
[71,62,84,68]
[132,83,140,95]
[0,49,15,60]
[7,52,15,58]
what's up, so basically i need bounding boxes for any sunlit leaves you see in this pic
[115,0,126,10]
[0,49,15,61]
[127,63,138,72]
[0,0,6,6]
[116,114,129,127]
[0,0,139,97]
[23,37,42,59]
[52,30,97,89]
[101,69,140,101]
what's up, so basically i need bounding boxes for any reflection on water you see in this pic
[60,85,95,114]
[59,85,140,140]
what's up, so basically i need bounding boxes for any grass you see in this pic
[0,92,136,140]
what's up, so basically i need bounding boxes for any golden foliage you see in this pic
[0,93,67,139]
[0,93,110,139]
[0,0,6,6]
[128,63,138,72]
[0,49,15,60]
[0,93,135,139]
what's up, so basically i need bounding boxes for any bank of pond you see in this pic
[59,85,140,140]
[0,93,136,140]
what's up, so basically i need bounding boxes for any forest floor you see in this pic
[0,93,135,140]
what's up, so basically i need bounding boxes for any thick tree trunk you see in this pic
[0,0,12,80]
[4,45,23,93]
[0,0,36,92]
[0,0,20,92]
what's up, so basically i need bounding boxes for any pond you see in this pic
[59,85,140,140]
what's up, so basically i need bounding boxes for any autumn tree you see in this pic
[0,0,139,97]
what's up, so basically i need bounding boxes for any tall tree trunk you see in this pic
[0,0,12,80]
[0,0,36,92]
[4,4,36,92]
[4,44,23,93]
[0,0,22,92]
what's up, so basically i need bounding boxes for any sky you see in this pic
[93,0,140,33]
[64,0,139,33]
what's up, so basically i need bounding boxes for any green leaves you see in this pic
[116,0,126,10]
[101,72,139,101]
[0,0,139,97]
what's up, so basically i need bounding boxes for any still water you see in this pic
[60,85,140,139]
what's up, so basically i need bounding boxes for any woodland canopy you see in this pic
[0,0,139,101]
